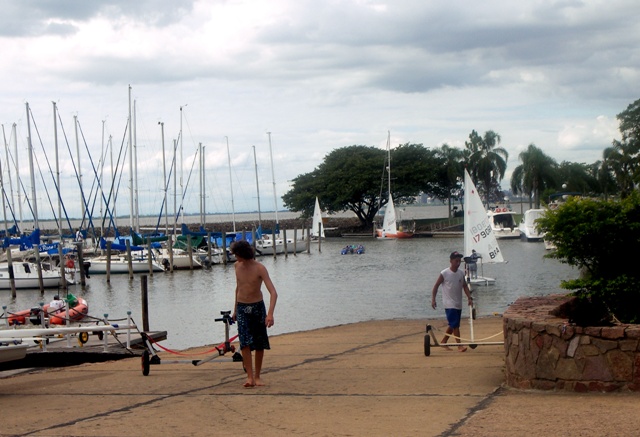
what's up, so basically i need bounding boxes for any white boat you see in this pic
[87,255,164,274]
[519,208,546,242]
[375,132,414,239]
[0,262,65,289]
[0,342,30,363]
[311,197,325,239]
[463,170,503,285]
[487,207,521,239]
[254,235,306,256]
[154,248,203,270]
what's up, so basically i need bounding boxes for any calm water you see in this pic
[1,236,576,350]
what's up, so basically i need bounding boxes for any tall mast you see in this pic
[173,139,177,235]
[199,142,204,225]
[53,102,61,238]
[74,115,84,220]
[267,131,278,225]
[226,136,236,232]
[159,122,168,235]
[2,125,15,229]
[100,119,105,239]
[252,145,262,228]
[133,100,139,232]
[179,105,186,224]
[128,85,134,230]
[25,102,38,229]
[12,123,22,228]
[386,130,391,198]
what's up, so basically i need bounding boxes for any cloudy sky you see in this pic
[1,0,639,224]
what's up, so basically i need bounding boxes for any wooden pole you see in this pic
[206,232,212,267]
[141,275,149,332]
[126,240,133,279]
[106,241,112,282]
[187,235,194,270]
[7,249,16,298]
[76,242,86,286]
[283,229,288,258]
[222,232,227,265]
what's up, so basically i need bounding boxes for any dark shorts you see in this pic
[236,301,270,351]
[445,308,463,329]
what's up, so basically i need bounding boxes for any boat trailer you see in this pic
[424,303,504,356]
[140,310,243,375]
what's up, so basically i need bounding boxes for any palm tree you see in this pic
[603,140,638,198]
[510,144,557,208]
[465,130,509,208]
[436,144,465,217]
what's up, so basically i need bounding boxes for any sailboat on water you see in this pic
[310,197,325,239]
[463,169,503,285]
[375,132,414,239]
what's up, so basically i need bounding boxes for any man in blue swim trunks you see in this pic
[430,251,473,352]
[231,240,278,387]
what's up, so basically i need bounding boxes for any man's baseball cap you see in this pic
[450,251,464,259]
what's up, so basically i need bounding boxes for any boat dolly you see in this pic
[424,303,504,356]
[140,310,243,376]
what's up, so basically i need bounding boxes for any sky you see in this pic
[0,0,639,225]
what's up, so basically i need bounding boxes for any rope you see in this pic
[146,333,239,357]
[430,324,504,343]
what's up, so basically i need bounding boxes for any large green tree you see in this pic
[604,98,640,197]
[464,130,508,207]
[510,144,558,208]
[282,144,440,227]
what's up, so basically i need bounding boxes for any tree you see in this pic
[435,144,465,217]
[510,144,558,208]
[537,194,640,324]
[605,98,640,196]
[465,130,508,207]
[282,144,440,228]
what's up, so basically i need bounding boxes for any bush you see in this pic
[538,193,640,324]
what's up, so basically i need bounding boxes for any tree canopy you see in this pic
[464,130,508,207]
[510,144,557,208]
[281,144,443,227]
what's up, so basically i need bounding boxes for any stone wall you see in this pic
[503,294,640,392]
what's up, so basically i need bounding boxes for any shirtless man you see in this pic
[230,240,278,388]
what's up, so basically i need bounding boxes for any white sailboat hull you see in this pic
[0,262,63,289]
[0,343,30,363]
[87,256,164,274]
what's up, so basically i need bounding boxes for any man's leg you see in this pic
[254,349,265,386]
[241,347,255,387]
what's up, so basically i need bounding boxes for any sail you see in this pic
[381,194,398,236]
[311,197,325,238]
[463,170,504,263]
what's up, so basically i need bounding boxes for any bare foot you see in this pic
[243,381,255,388]
[255,378,266,386]
[458,346,467,352]
[442,345,452,351]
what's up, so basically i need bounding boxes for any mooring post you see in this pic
[141,275,149,332]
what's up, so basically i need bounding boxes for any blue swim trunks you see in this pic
[445,308,462,329]
[236,301,270,351]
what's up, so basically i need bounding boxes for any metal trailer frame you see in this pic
[140,310,243,375]
[424,303,504,356]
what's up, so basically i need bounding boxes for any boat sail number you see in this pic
[471,220,501,259]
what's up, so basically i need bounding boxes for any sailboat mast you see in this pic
[173,139,177,236]
[225,136,236,232]
[199,142,204,225]
[53,102,61,238]
[2,125,15,229]
[25,102,38,229]
[159,122,168,235]
[201,144,206,226]
[133,100,139,232]
[74,115,85,221]
[179,105,186,224]
[386,131,391,198]
[252,145,262,228]
[128,85,134,231]
[12,123,22,229]
[267,132,278,225]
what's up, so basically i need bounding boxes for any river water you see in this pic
[2,234,576,350]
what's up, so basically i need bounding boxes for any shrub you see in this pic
[537,192,640,324]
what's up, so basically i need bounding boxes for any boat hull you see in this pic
[87,257,164,274]
[7,298,89,326]
[0,343,30,363]
[0,262,63,289]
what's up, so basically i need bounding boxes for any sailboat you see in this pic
[463,169,503,285]
[375,132,414,239]
[310,197,325,239]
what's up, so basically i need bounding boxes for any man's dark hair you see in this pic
[230,240,255,260]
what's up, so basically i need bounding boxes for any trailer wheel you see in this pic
[424,335,431,356]
[142,350,150,376]
[78,332,89,344]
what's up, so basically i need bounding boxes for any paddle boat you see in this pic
[7,294,89,326]
[341,244,365,255]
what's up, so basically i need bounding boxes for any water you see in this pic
[1,237,576,350]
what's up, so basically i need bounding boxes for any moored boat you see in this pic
[7,295,89,326]
[518,208,546,242]
[0,261,65,289]
[487,207,521,239]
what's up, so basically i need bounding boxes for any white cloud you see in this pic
[0,0,638,222]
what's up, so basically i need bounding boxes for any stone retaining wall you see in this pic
[503,294,640,392]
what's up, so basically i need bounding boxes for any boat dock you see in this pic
[0,328,166,373]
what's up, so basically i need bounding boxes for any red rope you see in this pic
[149,334,239,357]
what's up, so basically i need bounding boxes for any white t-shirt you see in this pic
[439,267,466,310]
[49,299,65,313]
